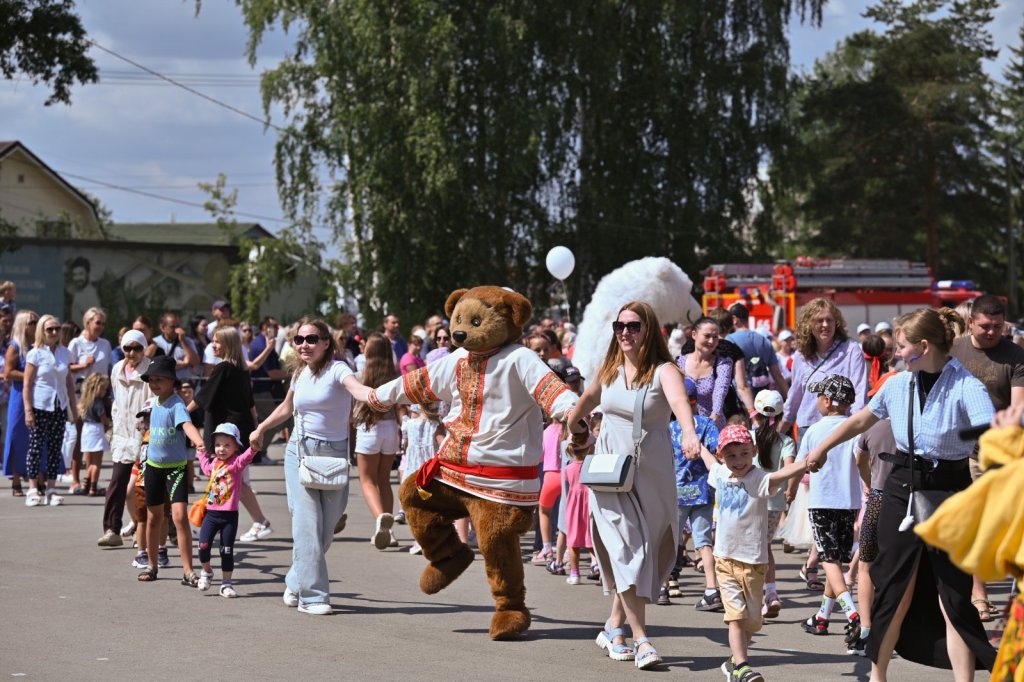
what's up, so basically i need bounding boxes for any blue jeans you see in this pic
[284,436,349,605]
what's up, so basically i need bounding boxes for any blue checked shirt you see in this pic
[867,359,994,460]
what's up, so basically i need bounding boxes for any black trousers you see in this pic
[867,459,996,671]
[102,461,134,533]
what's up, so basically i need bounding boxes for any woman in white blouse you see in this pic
[23,314,77,507]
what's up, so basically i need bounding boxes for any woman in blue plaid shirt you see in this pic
[803,307,995,682]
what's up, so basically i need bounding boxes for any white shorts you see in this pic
[354,420,400,456]
[80,421,109,453]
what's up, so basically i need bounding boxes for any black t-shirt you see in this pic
[194,361,255,451]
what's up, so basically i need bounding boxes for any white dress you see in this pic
[588,364,680,602]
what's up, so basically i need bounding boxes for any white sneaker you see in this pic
[220,584,238,598]
[240,521,272,542]
[566,575,581,585]
[283,587,299,607]
[198,571,214,591]
[388,530,399,548]
[25,488,43,507]
[298,602,331,615]
[372,513,394,550]
[409,542,422,555]
[120,521,136,538]
[45,489,64,506]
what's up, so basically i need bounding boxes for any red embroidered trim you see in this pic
[532,371,569,416]
[402,368,439,405]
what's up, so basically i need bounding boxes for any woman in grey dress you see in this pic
[567,301,701,669]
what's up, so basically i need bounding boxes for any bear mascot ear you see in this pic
[445,289,470,318]
[498,289,533,342]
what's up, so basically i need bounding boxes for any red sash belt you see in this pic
[416,455,537,499]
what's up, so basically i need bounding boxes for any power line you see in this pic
[86,40,285,132]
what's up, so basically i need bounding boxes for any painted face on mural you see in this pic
[70,265,90,289]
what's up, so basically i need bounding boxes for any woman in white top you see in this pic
[23,314,76,507]
[250,317,376,614]
[67,306,113,494]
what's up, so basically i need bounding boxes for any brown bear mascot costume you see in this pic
[367,286,578,639]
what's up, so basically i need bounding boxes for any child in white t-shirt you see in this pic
[793,374,866,643]
[708,425,807,682]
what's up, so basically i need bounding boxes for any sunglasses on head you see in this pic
[122,345,144,353]
[611,321,642,335]
[293,334,322,346]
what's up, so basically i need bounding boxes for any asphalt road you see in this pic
[0,444,1003,681]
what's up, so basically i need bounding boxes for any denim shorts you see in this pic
[679,503,714,549]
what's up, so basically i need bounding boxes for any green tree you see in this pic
[761,0,1006,292]
[1,0,97,105]
[997,20,1024,313]
[234,0,823,324]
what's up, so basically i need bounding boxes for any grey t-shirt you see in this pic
[857,418,896,491]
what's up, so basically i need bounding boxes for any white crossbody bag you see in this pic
[579,384,649,493]
[295,408,350,491]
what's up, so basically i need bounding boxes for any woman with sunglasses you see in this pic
[249,317,377,614]
[425,328,453,364]
[679,316,734,429]
[97,330,153,546]
[3,310,39,496]
[566,302,701,669]
[22,314,77,507]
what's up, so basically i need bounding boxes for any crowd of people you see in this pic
[0,284,1020,680]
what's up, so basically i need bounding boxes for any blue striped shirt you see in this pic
[867,359,993,460]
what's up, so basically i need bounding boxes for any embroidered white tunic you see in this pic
[373,344,577,505]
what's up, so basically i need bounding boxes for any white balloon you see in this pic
[545,246,575,280]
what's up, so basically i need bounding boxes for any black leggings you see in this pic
[27,407,65,481]
[199,509,238,573]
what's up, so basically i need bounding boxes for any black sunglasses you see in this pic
[122,345,144,353]
[611,321,643,335]
[436,335,451,343]
[44,326,61,333]
[293,334,322,346]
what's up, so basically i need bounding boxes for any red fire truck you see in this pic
[701,258,983,333]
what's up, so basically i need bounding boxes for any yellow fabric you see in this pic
[914,425,1024,582]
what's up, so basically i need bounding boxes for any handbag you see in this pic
[295,410,350,491]
[188,462,221,527]
[580,384,649,493]
[900,376,955,532]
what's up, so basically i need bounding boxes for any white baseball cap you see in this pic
[777,330,794,341]
[754,390,784,417]
[875,321,893,333]
[857,323,871,334]
[212,422,244,448]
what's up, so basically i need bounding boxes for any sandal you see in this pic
[633,637,662,670]
[137,567,158,582]
[11,482,24,497]
[181,571,200,587]
[89,487,106,497]
[596,622,635,661]
[800,566,825,591]
[972,598,994,622]
[678,553,695,568]
[69,485,84,496]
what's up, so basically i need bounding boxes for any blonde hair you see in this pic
[595,301,675,388]
[895,307,963,356]
[213,326,245,367]
[795,298,849,359]
[0,281,14,296]
[34,314,59,349]
[82,307,106,329]
[11,309,37,360]
[79,373,110,419]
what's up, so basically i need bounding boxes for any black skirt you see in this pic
[866,459,996,670]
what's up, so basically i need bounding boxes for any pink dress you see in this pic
[563,459,592,548]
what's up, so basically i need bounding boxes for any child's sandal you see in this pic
[137,568,158,582]
[181,571,200,587]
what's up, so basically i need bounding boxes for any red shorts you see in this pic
[539,470,561,509]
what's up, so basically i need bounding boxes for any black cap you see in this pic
[808,374,856,405]
[563,366,582,383]
[140,355,180,387]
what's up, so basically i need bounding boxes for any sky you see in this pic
[1,0,1022,243]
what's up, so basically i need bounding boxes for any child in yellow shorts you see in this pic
[708,425,808,682]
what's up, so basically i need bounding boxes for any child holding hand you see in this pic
[709,425,808,682]
[196,423,257,597]
[562,421,595,585]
